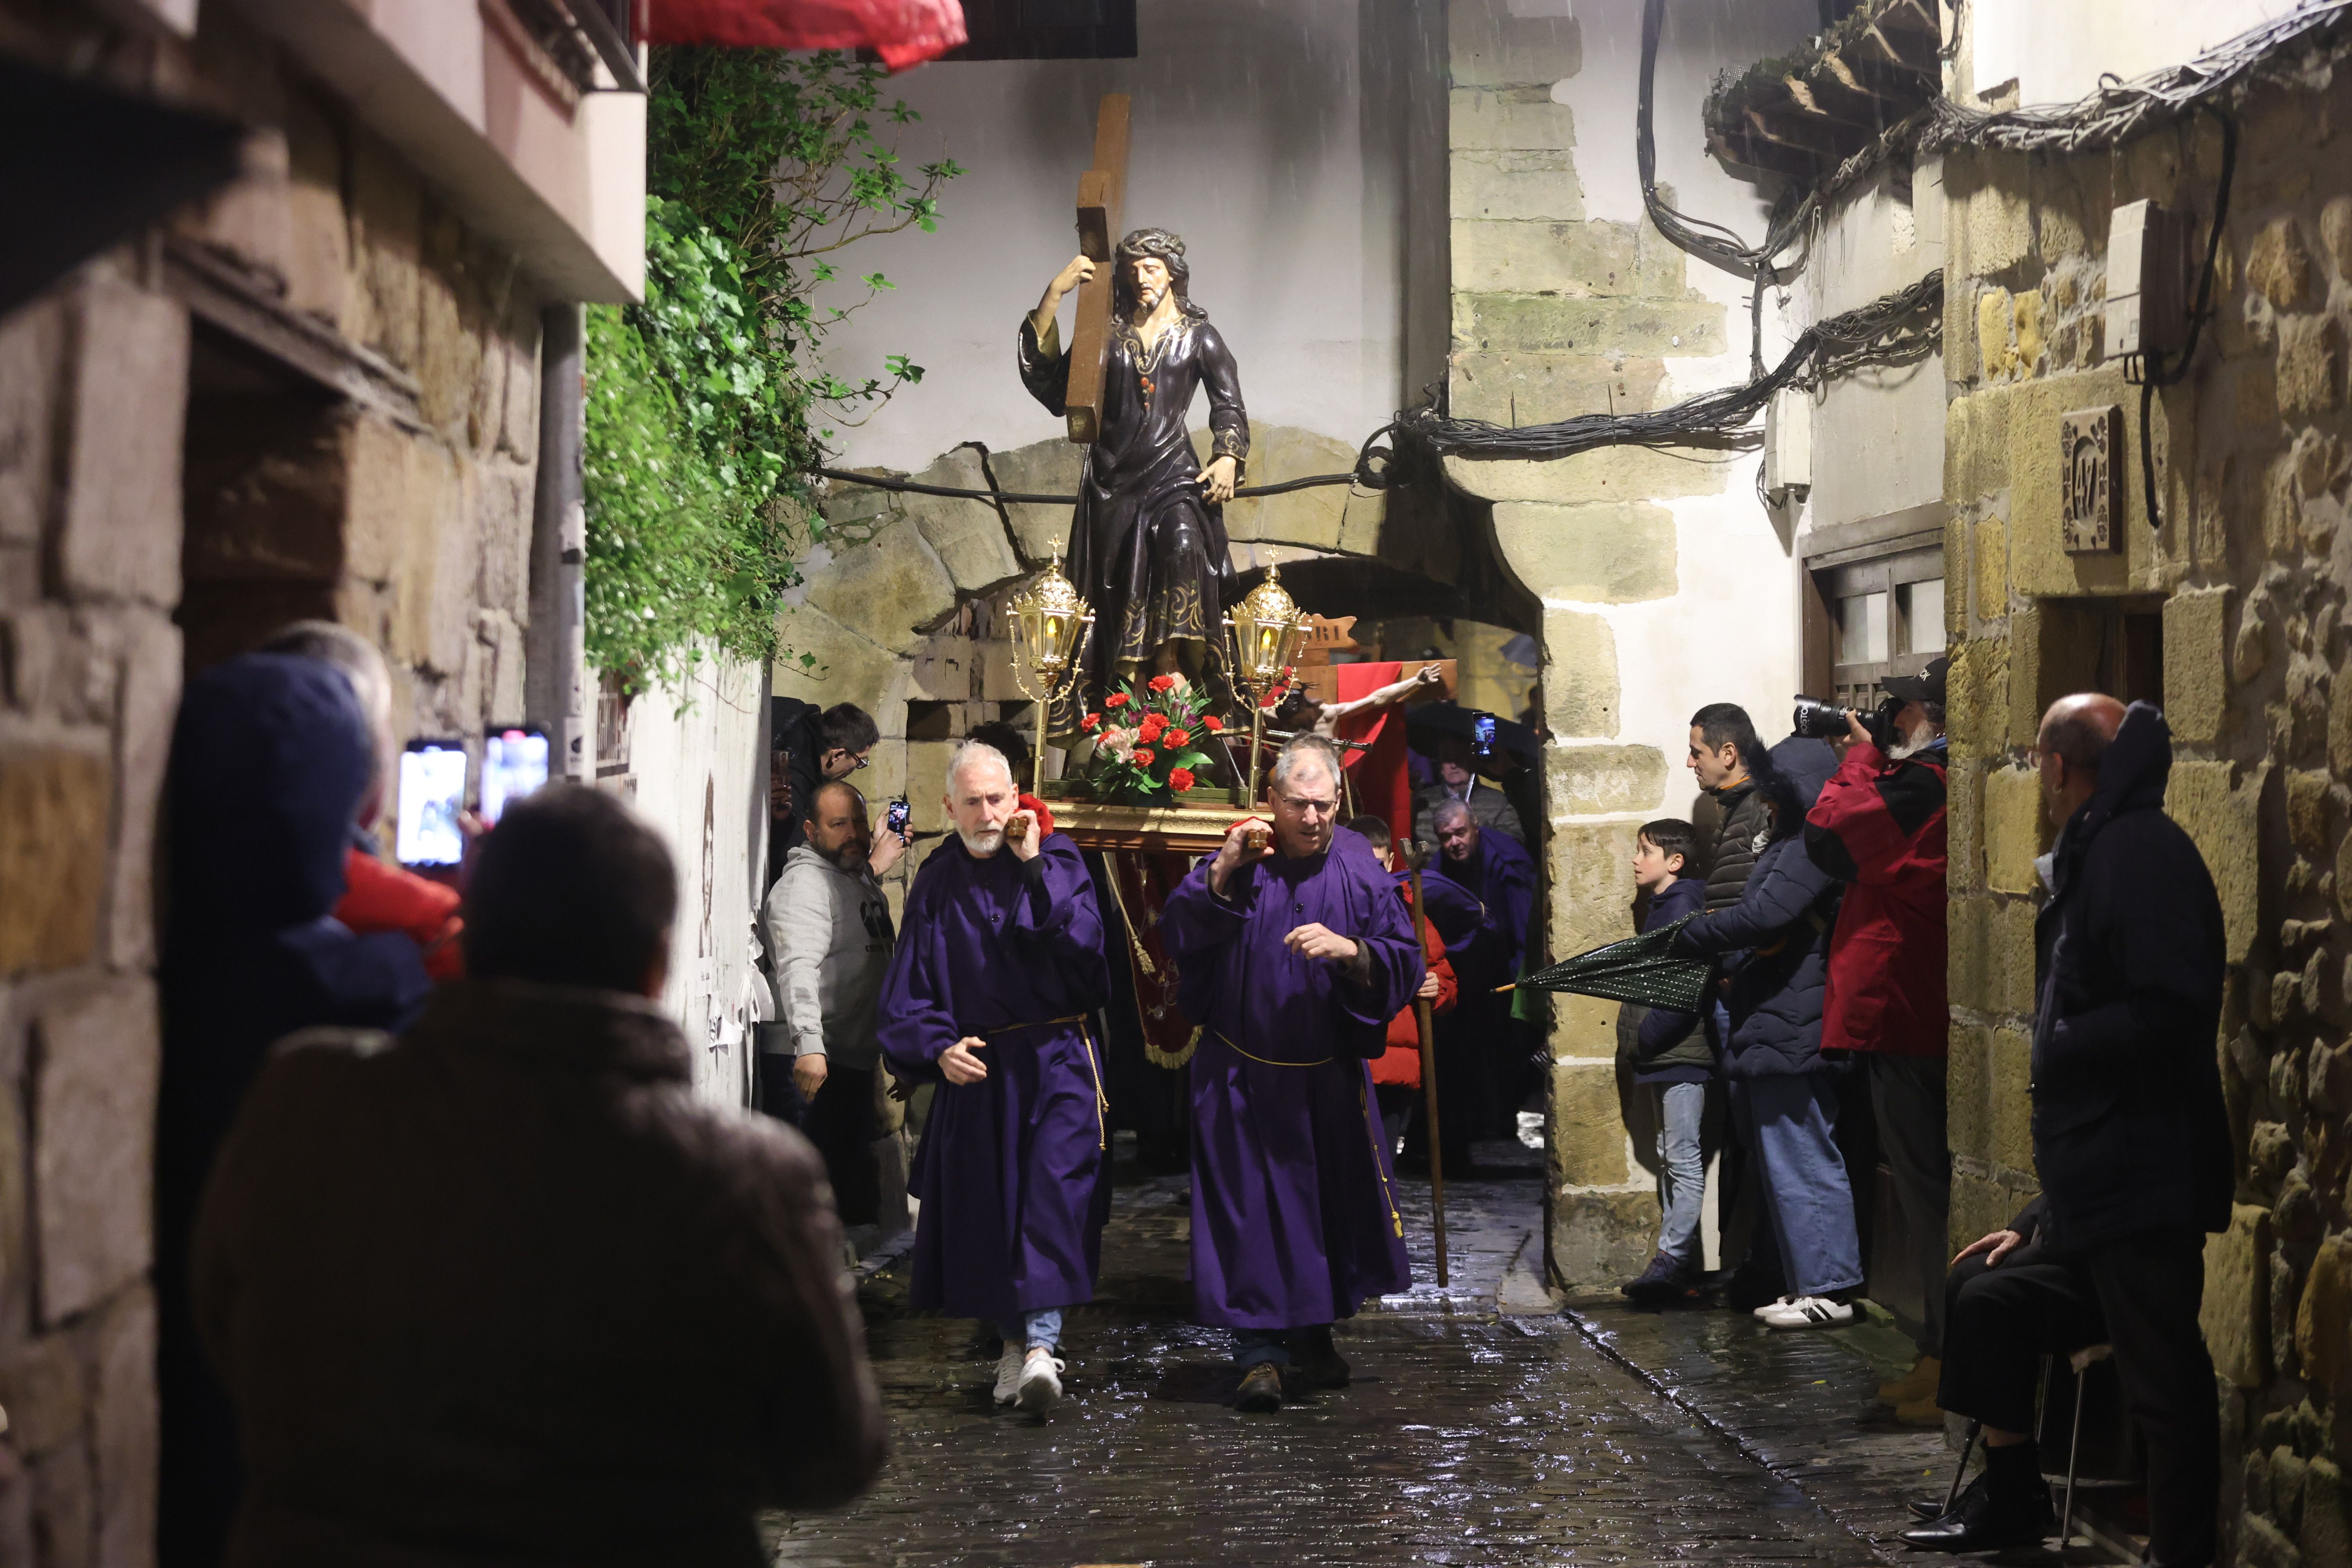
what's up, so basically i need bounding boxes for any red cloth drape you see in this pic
[1334,661,1414,842]
[642,0,967,69]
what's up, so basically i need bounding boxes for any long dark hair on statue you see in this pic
[1113,227,1209,322]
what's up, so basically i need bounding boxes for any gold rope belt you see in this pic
[1213,1030,1333,1068]
[981,1014,1109,1151]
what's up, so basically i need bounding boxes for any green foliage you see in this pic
[581,48,962,690]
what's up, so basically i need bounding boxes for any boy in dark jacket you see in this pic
[1621,819,1711,1303]
[1673,775,1862,1330]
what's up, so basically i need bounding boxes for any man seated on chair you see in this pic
[1901,696,2229,1564]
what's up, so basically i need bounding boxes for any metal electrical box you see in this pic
[2105,200,2187,360]
[1765,387,1812,503]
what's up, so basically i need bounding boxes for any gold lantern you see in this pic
[1007,547,1096,796]
[1223,562,1312,806]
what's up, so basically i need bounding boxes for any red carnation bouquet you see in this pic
[1079,672,1216,804]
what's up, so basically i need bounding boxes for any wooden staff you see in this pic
[1406,841,1448,1287]
[1063,94,1131,445]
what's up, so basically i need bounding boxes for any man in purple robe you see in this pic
[1161,736,1421,1413]
[878,742,1112,1417]
[1427,795,1539,1170]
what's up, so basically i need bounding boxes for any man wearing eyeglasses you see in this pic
[1160,735,1423,1414]
[769,699,880,882]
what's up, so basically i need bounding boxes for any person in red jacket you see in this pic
[1344,817,1457,1151]
[1801,655,1949,1418]
[260,622,466,981]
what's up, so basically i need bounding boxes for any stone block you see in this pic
[1492,501,1675,604]
[184,125,294,294]
[1448,1,1581,88]
[495,303,541,462]
[1452,219,1639,297]
[772,602,899,709]
[1539,608,1617,739]
[0,744,110,976]
[1981,764,2045,895]
[0,1333,82,1457]
[1453,292,1725,360]
[1336,489,1385,557]
[1549,991,1623,1061]
[2249,217,2318,310]
[1543,744,1665,816]
[2167,759,2265,964]
[281,86,351,328]
[1948,759,1984,890]
[1949,1023,1991,1160]
[1989,1025,2034,1173]
[1448,87,1577,153]
[58,279,189,609]
[2166,587,2232,745]
[2289,768,2332,857]
[474,459,536,623]
[906,635,976,703]
[962,437,1073,568]
[32,979,158,1324]
[92,1285,156,1568]
[902,740,958,834]
[802,518,958,654]
[0,292,64,548]
[107,613,181,973]
[1977,287,2018,380]
[1549,1189,1661,1293]
[2299,1230,2352,1403]
[1549,1060,1627,1187]
[1948,1166,2026,1256]
[2279,314,2348,417]
[1549,820,1638,956]
[1963,166,2035,278]
[347,125,426,370]
[905,450,1021,595]
[1991,898,2037,1016]
[416,211,488,445]
[1216,424,1357,550]
[2000,366,2157,596]
[1451,148,1584,223]
[1945,385,2013,503]
[1450,353,1668,428]
[1973,515,2008,622]
[1446,444,1727,508]
[1946,636,2011,760]
[2303,1457,2348,1568]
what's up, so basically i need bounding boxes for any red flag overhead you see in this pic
[642,0,967,70]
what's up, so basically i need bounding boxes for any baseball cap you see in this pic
[1882,655,1949,705]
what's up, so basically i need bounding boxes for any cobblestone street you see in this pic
[766,1145,1972,1568]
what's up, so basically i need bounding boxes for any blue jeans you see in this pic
[1730,1073,1862,1299]
[996,1308,1064,1351]
[1653,1081,1706,1265]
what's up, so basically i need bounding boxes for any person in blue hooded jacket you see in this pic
[1672,769,1862,1332]
[156,653,434,1568]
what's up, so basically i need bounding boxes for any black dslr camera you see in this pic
[1792,693,1904,749]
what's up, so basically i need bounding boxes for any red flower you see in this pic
[1161,727,1190,748]
[1132,746,1156,766]
[1203,715,1225,733]
[1138,712,1167,740]
[1147,673,1176,693]
[1260,691,1280,709]
[1168,768,1196,793]
[1105,691,1131,709]
[1078,712,1102,732]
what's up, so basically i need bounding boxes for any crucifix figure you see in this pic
[1017,99,1250,729]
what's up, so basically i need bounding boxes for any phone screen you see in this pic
[396,742,468,867]
[481,728,549,826]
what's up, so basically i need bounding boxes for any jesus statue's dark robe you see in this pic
[1017,310,1248,715]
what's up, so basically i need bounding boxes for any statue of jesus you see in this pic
[1019,228,1249,726]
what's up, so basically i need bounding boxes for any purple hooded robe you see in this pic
[1159,833,1421,1328]
[878,832,1113,1320]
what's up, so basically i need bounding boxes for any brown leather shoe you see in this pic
[1236,1362,1283,1413]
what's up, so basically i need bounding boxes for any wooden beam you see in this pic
[1063,93,1131,446]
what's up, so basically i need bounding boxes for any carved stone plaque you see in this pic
[2062,405,2123,554]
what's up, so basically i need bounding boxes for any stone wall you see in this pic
[0,4,551,1556]
[1938,55,2352,1565]
[1445,0,1809,1289]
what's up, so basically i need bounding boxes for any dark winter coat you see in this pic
[194,981,885,1567]
[1804,739,1949,1056]
[1698,778,1772,912]
[2031,702,2231,1254]
[1674,835,1843,1078]
[1630,875,1711,1082]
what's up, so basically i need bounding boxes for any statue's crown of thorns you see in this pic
[1116,227,1185,261]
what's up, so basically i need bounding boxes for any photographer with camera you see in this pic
[1797,656,1950,1415]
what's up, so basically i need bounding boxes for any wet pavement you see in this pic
[766,1143,1978,1568]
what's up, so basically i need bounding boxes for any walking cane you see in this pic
[1405,842,1448,1288]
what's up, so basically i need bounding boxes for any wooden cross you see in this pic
[1063,93,1131,445]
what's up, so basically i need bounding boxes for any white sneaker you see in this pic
[1014,1347,1066,1414]
[1751,1294,1797,1320]
[1760,1295,1857,1330]
[991,1345,1023,1405]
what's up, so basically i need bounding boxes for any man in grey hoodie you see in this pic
[763,779,904,1224]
